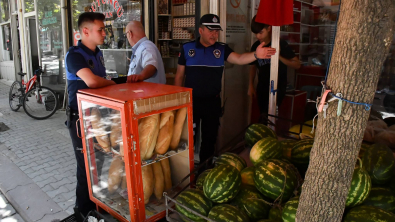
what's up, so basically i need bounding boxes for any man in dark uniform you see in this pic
[65,12,115,216]
[174,14,276,172]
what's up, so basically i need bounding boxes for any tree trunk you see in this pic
[296,0,395,221]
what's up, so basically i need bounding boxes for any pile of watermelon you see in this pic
[174,123,395,222]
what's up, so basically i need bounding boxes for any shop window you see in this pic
[1,23,12,61]
[24,0,34,13]
[0,0,10,23]
[71,0,142,77]
[37,2,64,84]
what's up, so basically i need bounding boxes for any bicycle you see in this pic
[9,66,59,120]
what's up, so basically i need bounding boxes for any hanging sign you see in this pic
[89,0,124,18]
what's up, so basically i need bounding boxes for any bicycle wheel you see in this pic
[22,86,59,120]
[9,81,23,111]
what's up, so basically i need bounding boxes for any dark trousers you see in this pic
[193,96,221,171]
[67,115,96,216]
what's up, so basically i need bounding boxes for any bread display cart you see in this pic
[76,82,194,222]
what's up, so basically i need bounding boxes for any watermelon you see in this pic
[245,123,277,147]
[196,169,211,190]
[359,143,371,159]
[362,144,395,185]
[282,197,299,222]
[281,139,297,160]
[175,189,213,222]
[290,139,314,167]
[203,164,242,203]
[254,159,297,202]
[231,184,264,209]
[268,206,282,221]
[257,220,280,222]
[208,204,250,222]
[241,166,255,186]
[346,159,371,207]
[362,187,395,213]
[250,137,282,166]
[241,198,271,221]
[343,205,395,222]
[216,152,247,172]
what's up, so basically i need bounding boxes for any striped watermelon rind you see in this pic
[196,169,212,190]
[254,159,297,202]
[268,206,283,221]
[362,187,395,213]
[208,204,250,222]
[250,137,282,166]
[215,152,247,172]
[257,220,280,222]
[175,189,213,222]
[230,184,264,209]
[282,197,299,222]
[290,139,314,166]
[281,139,298,160]
[362,144,395,185]
[343,205,395,222]
[245,123,277,147]
[241,198,271,221]
[241,166,255,186]
[346,159,371,207]
[203,164,242,203]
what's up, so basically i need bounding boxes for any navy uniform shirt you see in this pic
[65,41,107,111]
[178,38,233,98]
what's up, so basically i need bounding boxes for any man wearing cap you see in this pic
[175,14,276,172]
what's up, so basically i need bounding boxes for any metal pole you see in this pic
[61,0,69,110]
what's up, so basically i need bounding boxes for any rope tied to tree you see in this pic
[320,0,372,114]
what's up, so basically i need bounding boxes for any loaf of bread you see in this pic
[160,158,172,191]
[142,164,155,204]
[121,173,127,190]
[138,114,160,160]
[110,110,124,156]
[91,107,111,152]
[170,107,187,150]
[152,162,165,200]
[155,111,175,154]
[107,156,124,194]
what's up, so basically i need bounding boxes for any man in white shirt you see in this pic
[125,21,166,84]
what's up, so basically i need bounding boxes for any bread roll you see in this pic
[170,107,187,150]
[152,162,165,200]
[155,111,175,154]
[142,165,155,204]
[138,114,160,160]
[110,110,124,156]
[160,158,172,191]
[108,156,124,194]
[91,107,111,152]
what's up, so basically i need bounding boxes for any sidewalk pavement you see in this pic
[0,79,74,221]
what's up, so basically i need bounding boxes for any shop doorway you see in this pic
[25,16,39,78]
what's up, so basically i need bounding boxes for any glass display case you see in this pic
[76,82,193,221]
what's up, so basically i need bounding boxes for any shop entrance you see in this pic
[25,17,39,79]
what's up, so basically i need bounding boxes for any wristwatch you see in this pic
[254,52,258,60]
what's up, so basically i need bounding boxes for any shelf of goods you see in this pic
[77,82,194,222]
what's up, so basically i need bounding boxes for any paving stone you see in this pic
[47,186,69,198]
[51,178,72,190]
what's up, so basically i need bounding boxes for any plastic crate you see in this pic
[83,210,106,222]
[60,214,77,222]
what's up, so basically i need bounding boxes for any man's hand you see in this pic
[127,74,143,83]
[248,85,256,97]
[255,41,276,59]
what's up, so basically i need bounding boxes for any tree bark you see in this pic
[296,0,395,221]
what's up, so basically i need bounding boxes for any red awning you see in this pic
[255,0,294,26]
